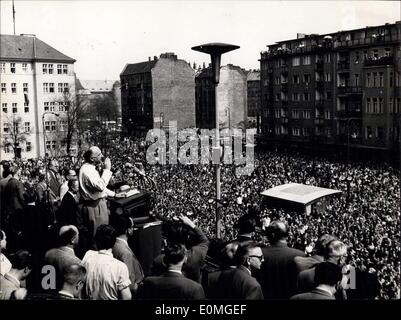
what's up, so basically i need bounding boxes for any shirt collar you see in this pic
[98,249,113,257]
[61,246,75,254]
[116,237,129,247]
[5,273,20,287]
[58,290,75,298]
[167,269,182,275]
[315,285,334,296]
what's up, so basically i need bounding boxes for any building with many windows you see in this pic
[120,53,195,137]
[0,34,76,160]
[259,21,401,158]
[247,70,261,128]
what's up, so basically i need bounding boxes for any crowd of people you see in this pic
[0,135,399,300]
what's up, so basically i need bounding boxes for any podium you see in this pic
[109,190,162,276]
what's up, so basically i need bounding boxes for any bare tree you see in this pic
[1,115,29,159]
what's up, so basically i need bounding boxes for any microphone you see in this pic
[125,163,146,176]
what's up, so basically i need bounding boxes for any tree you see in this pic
[1,115,29,159]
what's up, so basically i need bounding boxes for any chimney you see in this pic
[148,57,151,61]
[154,56,158,61]
[297,33,306,39]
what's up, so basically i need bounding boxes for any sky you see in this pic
[1,0,400,81]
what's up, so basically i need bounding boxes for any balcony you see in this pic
[334,34,401,49]
[337,61,350,72]
[314,118,325,126]
[335,110,362,118]
[337,86,363,96]
[281,116,289,124]
[364,55,394,67]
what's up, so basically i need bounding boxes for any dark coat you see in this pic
[260,242,305,299]
[137,271,205,300]
[290,288,335,300]
[207,266,264,300]
[57,192,81,227]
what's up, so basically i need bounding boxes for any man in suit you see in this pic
[112,215,144,295]
[57,179,81,227]
[151,215,209,283]
[138,243,205,300]
[259,220,305,299]
[47,159,61,199]
[0,161,13,229]
[44,225,81,290]
[291,262,342,300]
[57,264,87,300]
[0,250,32,300]
[208,242,264,300]
[294,234,336,273]
[60,169,77,201]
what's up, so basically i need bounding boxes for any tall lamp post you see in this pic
[192,43,240,239]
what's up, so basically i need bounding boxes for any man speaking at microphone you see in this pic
[79,146,116,244]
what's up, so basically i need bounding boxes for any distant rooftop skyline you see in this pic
[1,1,399,80]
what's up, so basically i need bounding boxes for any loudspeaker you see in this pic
[128,220,163,277]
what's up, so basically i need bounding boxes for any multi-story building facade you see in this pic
[120,53,195,136]
[195,64,248,129]
[247,70,261,128]
[260,21,401,157]
[0,34,76,160]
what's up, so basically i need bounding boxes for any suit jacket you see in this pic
[48,170,61,198]
[297,267,316,293]
[137,271,205,300]
[3,177,25,216]
[57,192,81,227]
[113,238,144,291]
[209,265,264,300]
[44,246,81,290]
[294,255,323,274]
[0,175,11,217]
[151,227,209,283]
[290,288,335,300]
[260,242,305,299]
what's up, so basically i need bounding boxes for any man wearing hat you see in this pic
[79,146,115,243]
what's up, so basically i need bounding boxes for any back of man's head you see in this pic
[265,220,288,244]
[234,241,260,266]
[221,242,239,267]
[9,250,32,271]
[58,226,79,247]
[314,261,342,286]
[63,264,86,287]
[315,234,337,256]
[164,243,187,266]
[95,224,117,250]
[235,215,256,235]
[112,215,133,236]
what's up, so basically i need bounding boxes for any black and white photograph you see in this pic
[0,0,400,314]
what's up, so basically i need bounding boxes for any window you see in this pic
[389,98,393,113]
[50,121,56,131]
[303,74,311,84]
[43,64,48,74]
[293,75,300,84]
[1,83,6,93]
[303,92,311,101]
[366,73,371,87]
[354,51,360,64]
[51,141,57,150]
[275,93,281,102]
[43,83,49,93]
[372,72,377,87]
[24,105,29,113]
[275,126,281,135]
[373,49,379,59]
[22,63,28,72]
[50,102,55,111]
[26,142,31,152]
[2,103,7,113]
[324,73,331,82]
[377,127,384,140]
[292,110,299,118]
[46,141,51,150]
[366,126,373,139]
[11,83,16,94]
[49,83,54,93]
[379,72,383,87]
[292,57,300,66]
[378,98,383,113]
[12,103,17,113]
[64,101,70,111]
[10,63,16,73]
[366,98,371,113]
[48,64,53,74]
[57,64,62,74]
[302,110,311,119]
[3,123,9,133]
[23,83,28,93]
[292,93,300,101]
[390,72,393,87]
[63,83,69,93]
[44,102,49,111]
[385,48,391,57]
[0,63,5,73]
[324,54,331,63]
[275,77,280,85]
[303,56,311,65]
[372,98,378,113]
[355,74,359,87]
[58,83,63,93]
[326,91,332,100]
[324,110,331,119]
[63,65,68,74]
[302,128,310,136]
[275,109,281,118]
[292,128,300,136]
[24,122,30,133]
[44,121,50,131]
